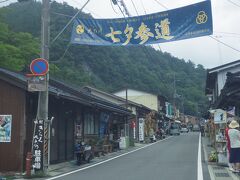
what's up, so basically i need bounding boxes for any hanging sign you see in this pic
[71,0,212,46]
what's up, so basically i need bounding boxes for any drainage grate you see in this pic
[215,173,230,177]
[212,166,225,170]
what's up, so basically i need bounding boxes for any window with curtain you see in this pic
[84,113,98,134]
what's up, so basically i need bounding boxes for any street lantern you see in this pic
[206,94,213,102]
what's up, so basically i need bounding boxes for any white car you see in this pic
[180,126,189,133]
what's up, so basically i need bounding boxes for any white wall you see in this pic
[114,89,158,111]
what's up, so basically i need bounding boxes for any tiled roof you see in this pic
[0,67,131,114]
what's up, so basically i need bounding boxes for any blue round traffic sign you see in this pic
[30,58,49,75]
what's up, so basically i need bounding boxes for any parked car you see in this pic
[169,122,180,135]
[193,124,200,132]
[180,124,189,133]
[187,124,193,131]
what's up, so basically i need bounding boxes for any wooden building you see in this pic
[0,68,130,172]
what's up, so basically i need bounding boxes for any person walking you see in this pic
[228,120,240,173]
[225,120,234,171]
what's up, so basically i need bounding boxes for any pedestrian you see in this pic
[75,141,82,165]
[228,120,240,173]
[200,125,205,137]
[225,120,234,171]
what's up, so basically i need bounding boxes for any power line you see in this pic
[51,0,90,44]
[209,35,240,53]
[214,31,240,36]
[51,11,73,18]
[130,0,139,16]
[140,0,147,14]
[68,0,102,18]
[153,0,168,10]
[110,0,119,14]
[51,43,71,63]
[226,0,240,7]
[0,0,10,3]
[119,0,131,16]
[116,1,127,18]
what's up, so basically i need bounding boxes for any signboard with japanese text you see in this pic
[71,0,212,46]
[0,115,12,142]
[27,75,47,92]
[139,118,145,141]
[32,119,44,170]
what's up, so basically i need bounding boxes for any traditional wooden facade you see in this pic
[0,68,130,172]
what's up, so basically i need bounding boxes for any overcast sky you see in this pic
[2,0,240,69]
[60,0,240,69]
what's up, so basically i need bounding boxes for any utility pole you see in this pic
[36,0,50,174]
[173,73,176,119]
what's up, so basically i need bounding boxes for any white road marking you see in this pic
[46,136,173,180]
[198,134,203,180]
[202,141,215,180]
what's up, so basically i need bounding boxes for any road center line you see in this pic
[198,134,203,180]
[46,136,173,180]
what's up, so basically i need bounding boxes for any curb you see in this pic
[202,137,239,180]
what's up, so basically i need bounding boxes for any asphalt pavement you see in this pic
[45,132,210,180]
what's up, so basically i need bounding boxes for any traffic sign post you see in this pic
[27,58,49,92]
[30,58,49,76]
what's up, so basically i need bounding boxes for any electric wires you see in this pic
[0,0,11,3]
[153,0,168,10]
[51,0,90,44]
[209,36,240,53]
[226,0,240,8]
[130,0,139,16]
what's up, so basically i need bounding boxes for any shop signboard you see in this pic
[214,109,227,124]
[32,119,44,170]
[139,118,145,141]
[0,115,12,142]
[27,75,47,92]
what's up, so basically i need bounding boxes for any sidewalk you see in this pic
[202,136,240,180]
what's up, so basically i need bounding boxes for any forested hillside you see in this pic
[0,1,208,115]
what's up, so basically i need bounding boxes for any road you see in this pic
[47,132,211,180]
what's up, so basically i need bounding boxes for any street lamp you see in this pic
[206,94,213,102]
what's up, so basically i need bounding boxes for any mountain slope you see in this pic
[0,1,208,115]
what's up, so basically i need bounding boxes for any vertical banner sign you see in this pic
[99,112,110,138]
[139,118,145,141]
[131,120,136,139]
[71,0,212,46]
[32,119,44,170]
[0,115,12,142]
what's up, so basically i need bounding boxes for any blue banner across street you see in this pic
[71,0,212,46]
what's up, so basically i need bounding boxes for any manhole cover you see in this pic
[215,173,230,177]
[212,166,225,170]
